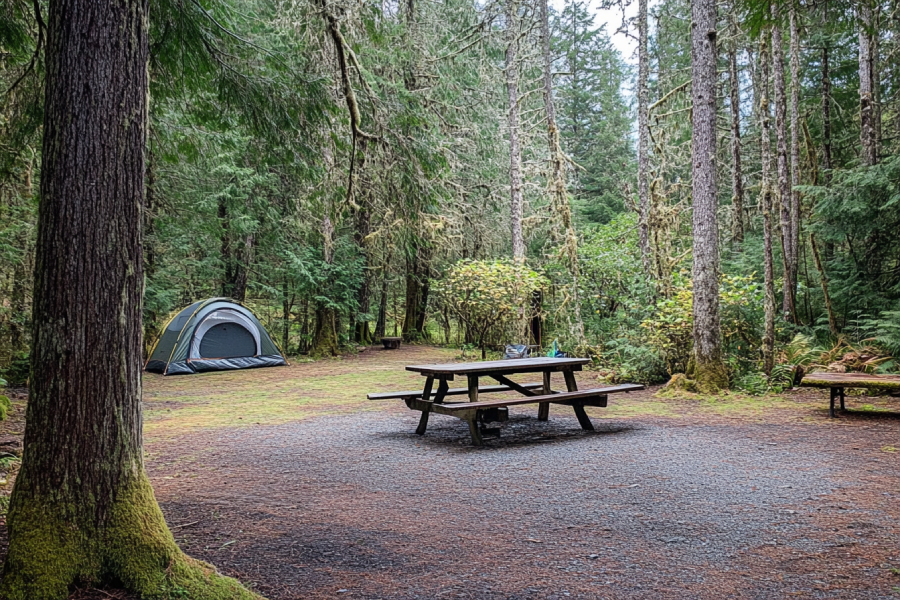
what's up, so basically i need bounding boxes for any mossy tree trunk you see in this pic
[687,0,728,392]
[1,1,261,598]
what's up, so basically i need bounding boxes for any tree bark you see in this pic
[539,0,584,342]
[353,173,373,344]
[788,6,802,320]
[506,0,525,261]
[859,0,877,166]
[1,0,258,597]
[821,45,832,177]
[374,250,389,339]
[637,0,652,271]
[687,0,728,391]
[402,244,429,341]
[727,15,744,247]
[810,233,839,337]
[759,32,776,376]
[312,215,339,357]
[772,12,794,320]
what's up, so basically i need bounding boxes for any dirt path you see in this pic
[3,345,900,598]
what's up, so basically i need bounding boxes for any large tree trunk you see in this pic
[353,186,373,345]
[1,0,258,598]
[402,244,429,341]
[686,0,728,391]
[374,252,388,339]
[821,45,832,177]
[637,0,652,271]
[859,0,877,166]
[772,13,795,321]
[539,0,584,342]
[143,147,159,358]
[727,15,744,247]
[312,215,339,357]
[788,6,802,320]
[759,32,777,376]
[506,0,525,261]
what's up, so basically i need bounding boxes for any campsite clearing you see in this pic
[3,345,900,599]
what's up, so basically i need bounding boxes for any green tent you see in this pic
[145,298,286,375]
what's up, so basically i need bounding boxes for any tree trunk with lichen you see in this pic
[727,15,744,247]
[859,0,877,167]
[312,215,340,357]
[772,13,795,320]
[539,0,583,342]
[636,0,651,272]
[506,0,525,261]
[686,0,728,392]
[0,1,261,598]
[759,31,777,376]
[788,6,801,319]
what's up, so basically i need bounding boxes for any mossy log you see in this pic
[800,372,900,391]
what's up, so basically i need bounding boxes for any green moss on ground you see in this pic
[0,396,10,421]
[1,474,263,600]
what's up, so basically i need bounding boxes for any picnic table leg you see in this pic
[538,371,551,421]
[468,374,479,402]
[572,403,595,431]
[415,376,435,435]
[839,386,846,411]
[563,369,578,392]
[466,416,483,446]
[829,387,836,418]
[563,368,594,430]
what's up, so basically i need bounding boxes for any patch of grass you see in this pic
[143,349,459,439]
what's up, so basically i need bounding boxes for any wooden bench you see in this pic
[403,384,643,445]
[381,337,402,349]
[800,372,900,417]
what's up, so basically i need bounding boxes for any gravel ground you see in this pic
[148,405,900,599]
[3,346,900,599]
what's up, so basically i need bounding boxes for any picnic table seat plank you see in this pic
[403,384,643,444]
[429,385,642,412]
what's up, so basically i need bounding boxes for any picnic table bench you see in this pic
[381,337,402,349]
[800,372,900,417]
[368,357,643,445]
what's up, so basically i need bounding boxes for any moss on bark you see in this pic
[1,473,263,600]
[686,354,729,394]
[310,306,339,358]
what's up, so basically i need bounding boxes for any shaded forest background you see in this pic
[2,0,899,390]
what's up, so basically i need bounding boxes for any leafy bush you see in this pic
[640,274,764,375]
[435,259,548,359]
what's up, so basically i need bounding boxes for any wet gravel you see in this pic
[147,407,900,599]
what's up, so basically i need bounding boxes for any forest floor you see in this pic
[2,344,900,599]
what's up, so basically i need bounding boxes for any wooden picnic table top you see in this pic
[800,372,900,390]
[406,357,590,377]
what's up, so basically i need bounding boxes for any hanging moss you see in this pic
[1,474,263,600]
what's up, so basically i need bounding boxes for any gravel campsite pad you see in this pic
[3,346,900,599]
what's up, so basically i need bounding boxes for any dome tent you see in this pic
[145,298,287,375]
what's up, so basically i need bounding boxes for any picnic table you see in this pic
[800,372,900,417]
[368,357,643,445]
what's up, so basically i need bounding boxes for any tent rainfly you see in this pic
[145,298,287,375]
